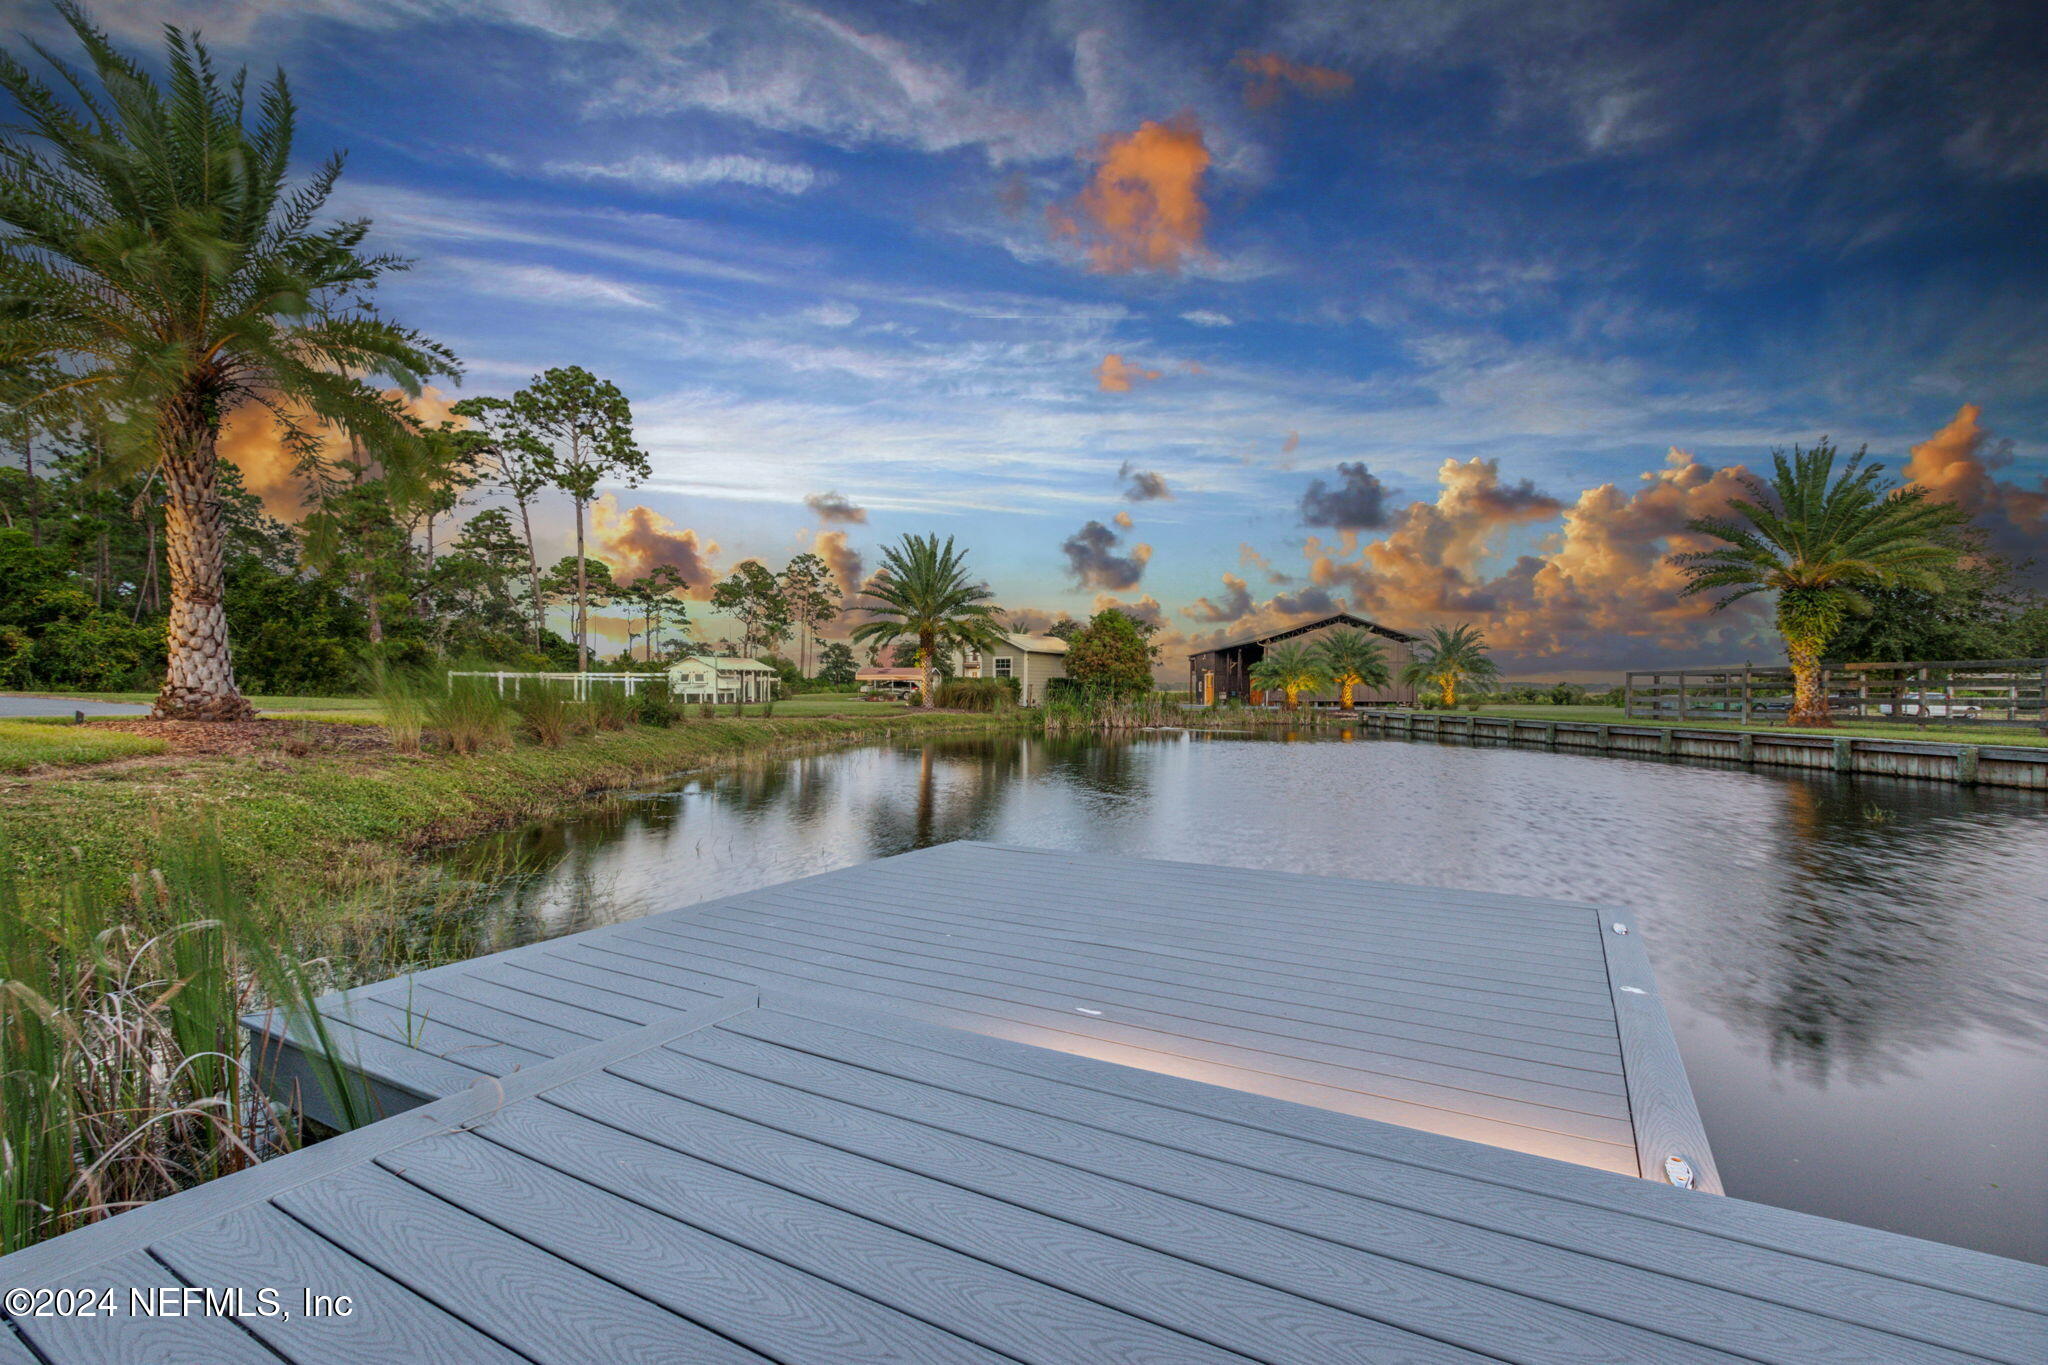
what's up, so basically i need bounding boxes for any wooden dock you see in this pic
[6,992,2044,1363]
[250,842,1714,1186]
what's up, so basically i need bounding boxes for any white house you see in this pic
[666,655,779,705]
[971,633,1069,704]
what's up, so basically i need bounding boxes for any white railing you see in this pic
[444,670,660,699]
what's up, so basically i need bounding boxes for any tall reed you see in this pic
[512,681,576,747]
[428,675,514,754]
[0,835,374,1254]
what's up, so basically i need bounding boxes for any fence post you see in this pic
[1741,665,1752,726]
[1676,672,1688,721]
[1624,673,1635,718]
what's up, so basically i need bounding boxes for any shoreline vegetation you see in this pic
[1,705,1036,908]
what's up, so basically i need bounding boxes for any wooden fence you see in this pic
[1624,659,2048,728]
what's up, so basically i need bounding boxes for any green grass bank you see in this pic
[0,708,1028,908]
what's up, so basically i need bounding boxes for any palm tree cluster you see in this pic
[1248,628,1392,710]
[1674,440,1965,726]
[1,4,457,718]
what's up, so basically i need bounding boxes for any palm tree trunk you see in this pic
[919,631,936,708]
[574,497,589,673]
[1787,635,1829,727]
[1440,678,1456,708]
[154,418,255,722]
[1340,679,1355,709]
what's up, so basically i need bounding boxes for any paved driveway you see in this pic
[0,694,152,718]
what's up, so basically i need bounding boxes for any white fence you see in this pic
[445,670,662,699]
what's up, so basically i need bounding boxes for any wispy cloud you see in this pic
[545,152,823,195]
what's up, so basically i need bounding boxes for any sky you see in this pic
[16,0,2048,676]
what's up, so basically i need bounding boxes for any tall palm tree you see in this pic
[0,6,456,718]
[1248,642,1329,709]
[1399,623,1500,708]
[1673,440,1963,726]
[850,534,1007,707]
[1311,629,1389,711]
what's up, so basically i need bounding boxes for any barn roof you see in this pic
[1187,612,1415,658]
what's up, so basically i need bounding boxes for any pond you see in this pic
[441,728,2048,1264]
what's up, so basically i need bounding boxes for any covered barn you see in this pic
[1186,612,1418,706]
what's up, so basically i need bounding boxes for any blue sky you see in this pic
[26,0,2048,674]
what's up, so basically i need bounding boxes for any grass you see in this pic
[0,709,1035,911]
[0,720,167,772]
[1463,703,2048,747]
[3,690,383,715]
[0,828,440,1254]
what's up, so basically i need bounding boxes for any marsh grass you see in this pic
[372,670,427,754]
[587,688,635,733]
[513,682,576,747]
[0,834,375,1254]
[428,676,515,755]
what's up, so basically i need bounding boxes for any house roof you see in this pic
[671,655,778,673]
[1187,612,1414,658]
[998,632,1070,654]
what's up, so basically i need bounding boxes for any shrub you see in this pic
[588,687,635,732]
[427,677,513,754]
[1548,681,1584,706]
[634,679,676,727]
[934,678,1015,711]
[514,682,575,747]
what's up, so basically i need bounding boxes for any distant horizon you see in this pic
[23,0,2043,676]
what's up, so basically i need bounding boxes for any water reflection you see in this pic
[439,729,2048,1261]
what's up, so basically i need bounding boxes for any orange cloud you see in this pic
[1096,353,1164,392]
[1050,115,1210,273]
[810,528,865,599]
[1282,430,1300,454]
[591,495,722,598]
[1904,404,2048,564]
[219,386,465,520]
[1112,510,1134,529]
[1237,51,1354,109]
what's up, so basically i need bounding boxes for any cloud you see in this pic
[809,529,865,598]
[1282,431,1300,454]
[219,386,466,520]
[1093,593,1167,629]
[447,258,660,310]
[1300,462,1392,530]
[1096,353,1164,392]
[592,495,722,596]
[1904,404,2048,570]
[1112,510,1134,529]
[801,302,860,327]
[1117,460,1173,501]
[804,490,868,523]
[1181,572,1255,623]
[1061,519,1153,590]
[1236,51,1354,110]
[544,153,821,195]
[1050,115,1211,273]
[1181,309,1234,327]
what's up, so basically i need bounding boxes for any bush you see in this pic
[934,678,1015,711]
[588,687,635,732]
[634,679,676,727]
[514,683,575,747]
[427,677,513,754]
[1548,681,1584,705]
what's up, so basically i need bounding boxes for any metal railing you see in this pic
[1623,659,2048,728]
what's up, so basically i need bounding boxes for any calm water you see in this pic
[443,729,2048,1263]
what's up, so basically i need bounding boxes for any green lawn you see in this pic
[0,720,167,772]
[4,690,382,714]
[1467,703,2048,747]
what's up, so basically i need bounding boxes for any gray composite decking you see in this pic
[248,841,1716,1185]
[5,994,2044,1364]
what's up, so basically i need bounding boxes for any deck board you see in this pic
[244,841,1707,1180]
[7,996,2040,1364]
